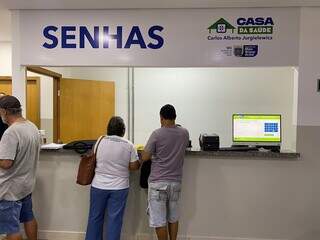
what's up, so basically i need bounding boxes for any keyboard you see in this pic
[219,146,258,152]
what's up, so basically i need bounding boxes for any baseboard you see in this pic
[138,233,287,240]
[34,231,287,240]
[38,230,85,240]
[187,237,287,240]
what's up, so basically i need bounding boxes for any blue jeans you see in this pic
[0,194,34,235]
[85,187,129,240]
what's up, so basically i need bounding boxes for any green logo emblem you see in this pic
[208,18,236,34]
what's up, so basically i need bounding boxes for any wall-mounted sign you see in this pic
[42,25,164,49]
[18,8,300,67]
[207,16,276,58]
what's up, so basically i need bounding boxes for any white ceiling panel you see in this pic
[0,0,320,9]
[0,0,320,41]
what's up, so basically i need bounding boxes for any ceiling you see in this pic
[0,0,320,41]
[1,0,320,9]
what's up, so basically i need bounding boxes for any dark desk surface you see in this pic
[186,148,300,160]
[40,147,300,160]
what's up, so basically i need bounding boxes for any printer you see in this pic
[199,133,220,151]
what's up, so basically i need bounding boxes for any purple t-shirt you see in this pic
[144,125,189,183]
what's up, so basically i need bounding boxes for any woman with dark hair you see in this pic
[85,116,140,240]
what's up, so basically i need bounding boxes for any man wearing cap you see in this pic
[0,96,41,240]
[0,92,8,139]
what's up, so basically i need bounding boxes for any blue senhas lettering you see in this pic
[148,25,164,49]
[237,17,274,26]
[103,26,123,48]
[42,25,164,49]
[61,26,76,48]
[125,26,147,48]
[80,26,99,48]
[43,26,58,49]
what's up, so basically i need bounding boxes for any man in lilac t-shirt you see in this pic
[142,104,189,240]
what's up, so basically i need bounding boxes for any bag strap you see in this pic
[93,135,105,155]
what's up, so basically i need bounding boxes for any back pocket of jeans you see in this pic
[0,201,14,211]
[0,201,21,223]
[171,186,181,201]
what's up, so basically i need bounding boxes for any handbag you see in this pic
[76,135,105,185]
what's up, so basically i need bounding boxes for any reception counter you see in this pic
[41,148,300,160]
[33,149,301,240]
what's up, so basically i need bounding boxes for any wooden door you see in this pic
[0,79,11,95]
[59,78,115,143]
[26,79,41,128]
[0,77,41,128]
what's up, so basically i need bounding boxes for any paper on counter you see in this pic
[41,143,66,150]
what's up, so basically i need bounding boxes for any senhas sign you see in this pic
[42,25,164,49]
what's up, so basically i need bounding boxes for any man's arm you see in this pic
[0,130,18,169]
[141,150,152,162]
[142,131,157,162]
[0,159,13,169]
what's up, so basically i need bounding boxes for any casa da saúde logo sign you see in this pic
[206,17,274,58]
[207,17,274,42]
[208,17,274,35]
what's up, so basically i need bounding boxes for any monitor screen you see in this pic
[233,114,281,143]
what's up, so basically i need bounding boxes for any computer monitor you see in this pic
[232,114,281,146]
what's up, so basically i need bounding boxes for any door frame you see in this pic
[0,76,41,128]
[26,66,62,143]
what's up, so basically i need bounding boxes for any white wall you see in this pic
[0,42,53,119]
[39,75,53,119]
[0,42,11,75]
[293,67,299,126]
[25,72,54,119]
[0,10,11,42]
[8,7,320,240]
[26,7,320,240]
[294,9,320,239]
[298,7,320,126]
[135,67,296,150]
[47,67,72,78]
[26,71,54,142]
[0,42,54,119]
[0,42,55,142]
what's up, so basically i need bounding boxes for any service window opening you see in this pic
[33,66,297,151]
